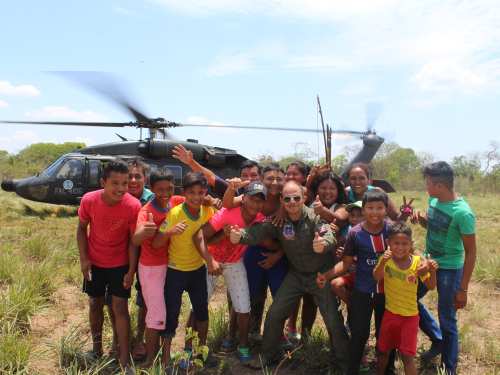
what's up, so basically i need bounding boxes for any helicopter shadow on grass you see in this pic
[20,203,79,220]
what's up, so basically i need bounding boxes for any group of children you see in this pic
[77,146,476,375]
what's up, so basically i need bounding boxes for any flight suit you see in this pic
[238,205,350,371]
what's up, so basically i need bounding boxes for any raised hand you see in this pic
[212,198,223,210]
[168,220,187,236]
[313,232,325,253]
[382,247,392,263]
[329,219,339,233]
[410,209,427,225]
[313,195,324,215]
[172,144,193,165]
[144,213,157,237]
[427,254,439,272]
[229,225,242,244]
[316,272,327,289]
[400,195,415,217]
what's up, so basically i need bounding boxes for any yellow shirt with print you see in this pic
[159,203,214,271]
[377,255,430,316]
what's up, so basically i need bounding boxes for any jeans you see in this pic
[417,267,463,374]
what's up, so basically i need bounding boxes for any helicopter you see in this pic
[0,73,395,206]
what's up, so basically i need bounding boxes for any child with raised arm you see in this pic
[373,222,439,375]
[131,168,185,368]
[152,171,217,373]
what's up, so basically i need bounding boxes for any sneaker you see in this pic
[237,346,253,365]
[420,342,443,361]
[280,336,293,352]
[200,348,218,367]
[285,325,301,341]
[178,349,193,370]
[249,353,279,369]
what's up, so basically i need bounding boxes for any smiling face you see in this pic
[317,178,339,207]
[100,171,129,205]
[242,192,266,216]
[285,165,307,185]
[348,167,371,197]
[240,166,261,183]
[181,184,206,211]
[127,167,146,199]
[362,200,388,226]
[151,180,175,208]
[281,183,304,218]
[387,233,413,261]
[263,170,285,197]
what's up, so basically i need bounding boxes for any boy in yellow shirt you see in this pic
[373,222,439,375]
[152,171,216,373]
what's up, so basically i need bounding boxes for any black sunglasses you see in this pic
[282,195,302,203]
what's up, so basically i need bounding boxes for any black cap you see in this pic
[244,181,267,199]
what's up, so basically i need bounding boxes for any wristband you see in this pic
[458,288,468,292]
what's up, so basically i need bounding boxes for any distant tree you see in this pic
[255,150,277,166]
[17,142,86,170]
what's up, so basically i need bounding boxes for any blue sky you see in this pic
[1,0,500,164]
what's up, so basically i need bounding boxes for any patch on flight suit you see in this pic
[260,217,270,223]
[298,228,310,236]
[318,225,328,234]
[283,225,295,240]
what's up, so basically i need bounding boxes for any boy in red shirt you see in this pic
[77,159,141,372]
[132,168,185,368]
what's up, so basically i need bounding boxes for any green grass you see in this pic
[23,233,52,260]
[0,319,38,374]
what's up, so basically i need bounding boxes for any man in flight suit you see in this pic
[230,180,349,372]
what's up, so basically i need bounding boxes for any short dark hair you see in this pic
[286,160,309,178]
[150,168,174,188]
[262,163,285,177]
[239,160,262,177]
[102,159,129,181]
[422,161,454,189]
[362,189,388,208]
[345,163,373,180]
[182,171,208,190]
[127,158,150,177]
[283,180,305,197]
[313,172,349,205]
[388,221,412,239]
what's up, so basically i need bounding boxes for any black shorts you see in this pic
[104,268,145,308]
[160,265,208,338]
[83,264,131,299]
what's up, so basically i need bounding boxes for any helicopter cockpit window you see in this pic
[164,165,182,187]
[56,160,82,180]
[89,161,100,185]
[42,157,65,178]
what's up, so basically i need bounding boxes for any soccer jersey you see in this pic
[344,220,391,293]
[425,197,475,269]
[377,254,430,316]
[208,207,266,263]
[137,196,185,266]
[159,203,215,271]
[78,190,141,268]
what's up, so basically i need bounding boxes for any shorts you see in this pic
[206,259,250,313]
[82,264,130,300]
[378,310,419,357]
[104,269,146,308]
[339,273,356,291]
[139,263,168,330]
[243,245,288,297]
[160,265,208,338]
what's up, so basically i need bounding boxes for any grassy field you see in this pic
[0,189,499,374]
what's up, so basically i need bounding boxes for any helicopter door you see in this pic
[53,159,84,204]
[85,160,102,193]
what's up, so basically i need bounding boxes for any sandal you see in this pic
[109,346,120,359]
[219,338,235,353]
[132,347,147,361]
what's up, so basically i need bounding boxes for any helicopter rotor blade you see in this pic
[365,102,384,132]
[158,128,179,141]
[0,120,131,128]
[179,123,365,135]
[52,71,151,124]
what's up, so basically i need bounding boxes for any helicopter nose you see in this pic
[1,178,24,192]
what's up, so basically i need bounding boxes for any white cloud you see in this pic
[0,100,9,108]
[71,136,96,146]
[23,106,111,122]
[0,80,41,97]
[186,116,210,124]
[114,6,146,18]
[410,60,486,92]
